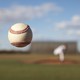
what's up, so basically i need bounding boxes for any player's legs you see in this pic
[59,52,64,62]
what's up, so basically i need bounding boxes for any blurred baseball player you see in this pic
[53,44,67,62]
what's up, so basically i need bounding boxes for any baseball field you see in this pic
[0,53,80,80]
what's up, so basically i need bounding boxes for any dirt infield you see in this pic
[0,54,80,64]
[19,59,80,64]
[34,59,80,64]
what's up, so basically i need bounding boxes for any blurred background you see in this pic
[0,0,80,80]
[0,0,80,54]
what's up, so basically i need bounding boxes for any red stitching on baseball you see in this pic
[10,25,30,34]
[11,42,30,47]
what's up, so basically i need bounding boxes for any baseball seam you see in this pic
[9,25,29,34]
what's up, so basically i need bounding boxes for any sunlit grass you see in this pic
[0,53,80,80]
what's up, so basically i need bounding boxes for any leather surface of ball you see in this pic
[8,23,32,47]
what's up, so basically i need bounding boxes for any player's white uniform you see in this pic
[53,45,66,62]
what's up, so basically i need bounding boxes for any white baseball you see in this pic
[8,23,32,47]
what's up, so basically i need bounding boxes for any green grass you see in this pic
[0,54,80,80]
[0,60,80,80]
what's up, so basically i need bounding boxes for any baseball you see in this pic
[8,23,32,47]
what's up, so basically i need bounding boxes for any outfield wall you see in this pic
[31,41,77,54]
